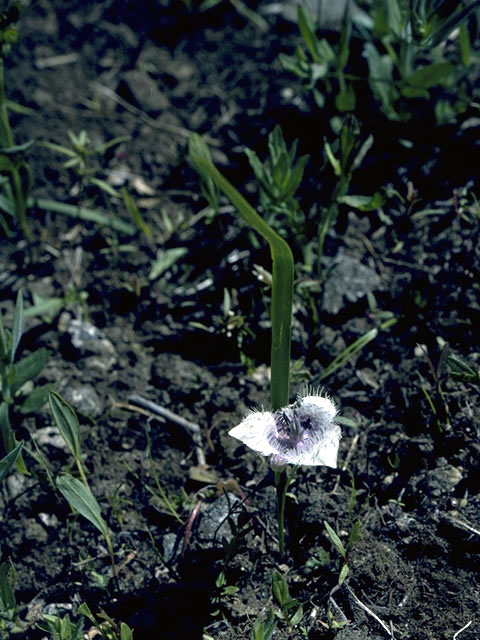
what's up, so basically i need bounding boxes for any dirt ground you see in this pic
[0,1,479,639]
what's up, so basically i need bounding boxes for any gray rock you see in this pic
[118,69,170,113]
[63,319,117,372]
[197,493,240,543]
[63,384,103,417]
[323,251,381,314]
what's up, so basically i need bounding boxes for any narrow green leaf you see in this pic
[78,602,95,624]
[297,6,320,63]
[122,187,152,237]
[10,291,23,365]
[458,23,471,67]
[324,521,347,559]
[0,401,16,454]
[56,473,109,539]
[0,441,24,482]
[189,134,293,410]
[49,391,81,459]
[149,247,188,280]
[32,198,137,235]
[0,313,7,361]
[426,0,480,46]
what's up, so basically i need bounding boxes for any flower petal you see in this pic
[229,410,277,456]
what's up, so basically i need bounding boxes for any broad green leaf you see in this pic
[272,571,290,605]
[10,291,24,365]
[78,602,95,624]
[56,473,109,539]
[121,623,134,640]
[0,441,23,482]
[0,561,16,611]
[324,521,347,559]
[20,383,55,414]
[336,84,356,112]
[385,0,403,37]
[364,42,397,117]
[338,563,349,585]
[148,247,188,280]
[49,391,81,459]
[405,62,453,88]
[10,347,50,396]
[337,192,385,210]
[289,604,303,626]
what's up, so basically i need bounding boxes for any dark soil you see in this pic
[1,1,479,639]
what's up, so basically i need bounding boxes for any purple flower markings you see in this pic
[229,390,341,467]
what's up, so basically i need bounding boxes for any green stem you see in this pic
[75,457,90,490]
[0,57,30,238]
[274,470,287,556]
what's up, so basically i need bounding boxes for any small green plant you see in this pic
[0,291,51,471]
[280,5,355,112]
[251,609,276,640]
[0,560,23,636]
[245,125,309,241]
[37,611,85,640]
[56,473,116,580]
[77,603,133,640]
[0,440,22,482]
[211,570,240,618]
[40,130,130,198]
[271,571,303,629]
[49,391,89,488]
[281,1,480,123]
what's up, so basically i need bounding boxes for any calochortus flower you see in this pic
[229,390,341,468]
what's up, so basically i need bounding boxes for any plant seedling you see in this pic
[56,473,116,579]
[272,571,303,629]
[37,611,85,640]
[245,125,309,240]
[49,391,89,488]
[0,291,51,471]
[251,609,276,640]
[77,603,133,640]
[0,560,23,635]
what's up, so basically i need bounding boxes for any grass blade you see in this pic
[189,134,294,410]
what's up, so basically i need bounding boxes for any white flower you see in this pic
[229,389,341,467]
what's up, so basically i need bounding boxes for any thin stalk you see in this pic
[75,457,90,490]
[0,58,29,238]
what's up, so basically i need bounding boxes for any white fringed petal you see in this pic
[229,390,341,468]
